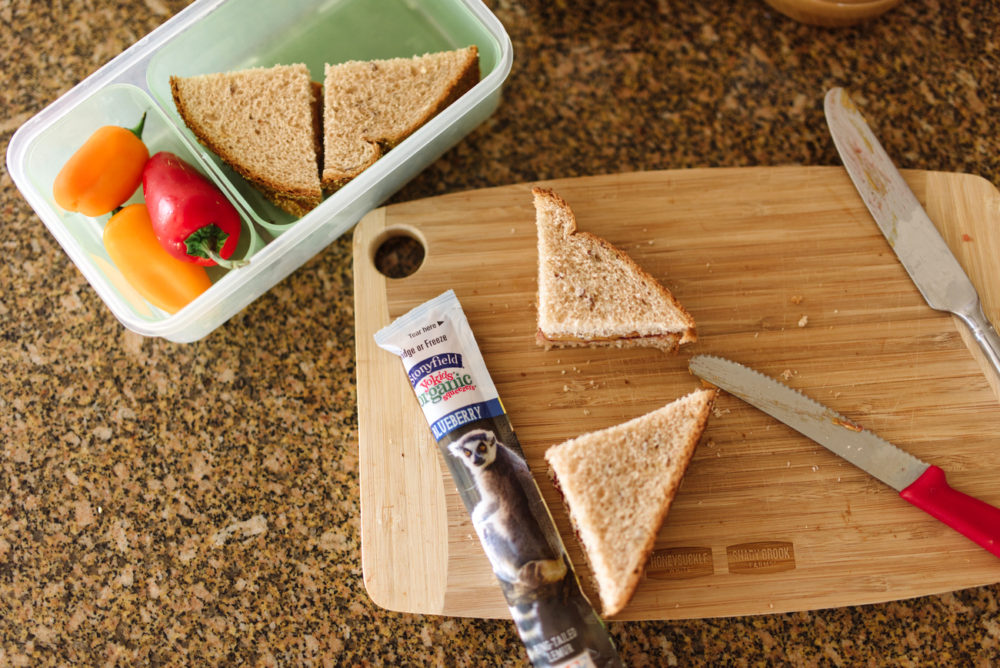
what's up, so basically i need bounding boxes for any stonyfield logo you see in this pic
[408,352,463,387]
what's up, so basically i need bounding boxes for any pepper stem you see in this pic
[199,244,250,270]
[129,111,148,140]
[184,225,249,269]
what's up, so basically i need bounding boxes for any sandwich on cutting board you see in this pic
[533,187,697,351]
[545,388,717,616]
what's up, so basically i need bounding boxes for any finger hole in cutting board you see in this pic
[372,226,426,278]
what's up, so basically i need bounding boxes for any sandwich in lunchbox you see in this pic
[533,187,697,351]
[544,388,716,616]
[171,64,324,217]
[169,47,480,217]
[322,46,480,190]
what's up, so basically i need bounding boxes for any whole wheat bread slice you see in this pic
[322,46,479,190]
[544,388,716,617]
[533,187,697,352]
[170,64,323,216]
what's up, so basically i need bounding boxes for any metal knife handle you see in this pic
[900,465,1000,558]
[956,301,1000,382]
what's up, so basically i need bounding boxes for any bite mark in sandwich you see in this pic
[533,187,697,352]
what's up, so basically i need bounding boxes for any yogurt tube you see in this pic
[375,289,622,668]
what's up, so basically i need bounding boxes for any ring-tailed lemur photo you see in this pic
[448,429,567,591]
[449,429,619,663]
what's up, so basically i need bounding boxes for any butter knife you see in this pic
[689,354,1000,559]
[824,87,1000,380]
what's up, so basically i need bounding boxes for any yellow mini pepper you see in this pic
[53,113,149,217]
[103,203,212,314]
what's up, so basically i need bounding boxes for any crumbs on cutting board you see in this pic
[797,315,808,327]
[780,369,797,380]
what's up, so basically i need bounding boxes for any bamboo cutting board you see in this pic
[353,167,1000,621]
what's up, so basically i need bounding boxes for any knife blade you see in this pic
[824,87,1000,380]
[688,354,1000,558]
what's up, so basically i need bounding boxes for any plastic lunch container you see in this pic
[6,0,513,343]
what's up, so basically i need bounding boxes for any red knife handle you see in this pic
[900,465,1000,558]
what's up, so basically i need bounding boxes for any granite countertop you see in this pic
[3,0,999,665]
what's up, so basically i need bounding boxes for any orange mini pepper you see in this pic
[53,113,149,217]
[103,203,212,314]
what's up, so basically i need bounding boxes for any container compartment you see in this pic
[146,0,507,235]
[7,0,512,342]
[23,83,265,324]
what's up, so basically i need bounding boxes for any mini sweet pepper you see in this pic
[103,203,213,314]
[52,113,149,216]
[142,151,246,268]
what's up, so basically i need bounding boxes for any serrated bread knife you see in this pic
[824,87,1000,380]
[689,354,1000,558]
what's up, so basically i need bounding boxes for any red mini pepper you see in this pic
[142,151,246,268]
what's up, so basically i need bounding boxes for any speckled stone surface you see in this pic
[2,0,1000,665]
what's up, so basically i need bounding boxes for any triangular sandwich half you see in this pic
[534,187,697,351]
[544,388,716,616]
[322,46,480,190]
[170,64,323,216]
